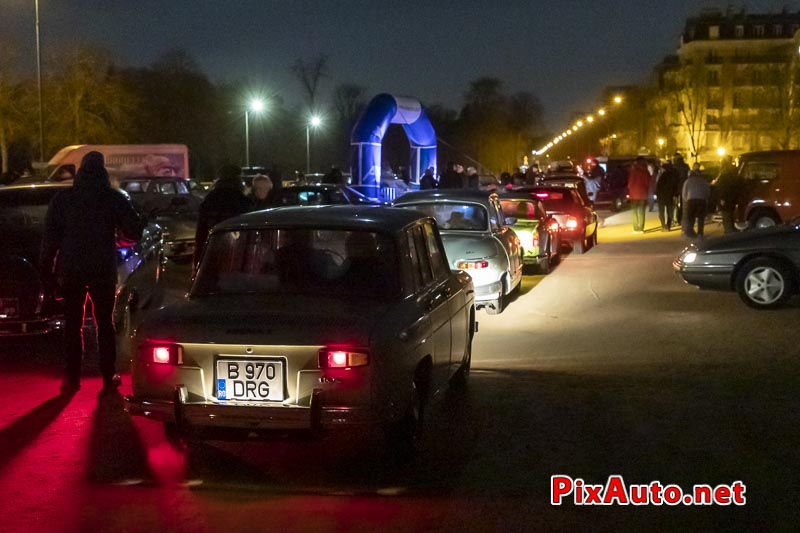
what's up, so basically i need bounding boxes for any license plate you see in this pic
[0,298,19,319]
[216,358,285,401]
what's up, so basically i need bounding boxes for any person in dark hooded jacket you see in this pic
[193,164,252,270]
[40,151,145,394]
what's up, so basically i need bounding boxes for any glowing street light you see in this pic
[576,120,583,127]
[657,138,665,147]
[587,116,594,123]
[717,147,726,157]
[613,95,623,104]
[306,115,323,174]
[245,98,266,168]
[598,108,606,116]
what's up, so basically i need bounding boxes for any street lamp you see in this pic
[598,108,606,116]
[34,0,44,163]
[244,98,265,169]
[306,115,322,174]
[614,95,623,104]
[717,147,726,157]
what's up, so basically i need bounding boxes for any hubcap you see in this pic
[755,217,777,229]
[744,266,785,304]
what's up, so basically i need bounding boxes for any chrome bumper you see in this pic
[474,280,503,302]
[125,386,377,432]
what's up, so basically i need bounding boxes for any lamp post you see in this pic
[34,0,44,163]
[657,138,665,157]
[306,115,321,174]
[244,98,265,169]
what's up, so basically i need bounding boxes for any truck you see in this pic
[45,144,189,181]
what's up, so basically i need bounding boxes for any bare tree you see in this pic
[773,60,800,149]
[333,83,365,124]
[665,58,709,161]
[290,54,329,110]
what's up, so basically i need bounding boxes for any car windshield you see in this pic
[530,190,577,212]
[500,200,538,221]
[192,228,399,299]
[401,202,488,231]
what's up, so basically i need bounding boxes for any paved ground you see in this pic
[1,210,798,531]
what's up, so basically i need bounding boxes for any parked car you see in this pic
[498,194,561,273]
[119,177,201,261]
[0,182,165,340]
[536,175,592,206]
[394,189,523,314]
[125,206,476,455]
[272,184,381,206]
[673,221,800,309]
[736,150,800,229]
[518,186,598,254]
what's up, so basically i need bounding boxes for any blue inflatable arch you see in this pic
[350,93,437,196]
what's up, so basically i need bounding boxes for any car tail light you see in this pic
[535,192,549,198]
[319,349,369,368]
[565,217,579,229]
[548,221,560,232]
[139,343,183,365]
[457,260,489,269]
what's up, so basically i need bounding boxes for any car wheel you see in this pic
[451,340,471,388]
[748,211,779,230]
[573,236,585,254]
[735,257,795,309]
[538,254,551,274]
[386,380,426,460]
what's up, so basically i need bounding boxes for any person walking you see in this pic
[655,160,678,231]
[712,156,742,234]
[438,162,460,189]
[419,167,437,190]
[194,165,252,269]
[672,153,690,226]
[40,152,145,394]
[627,157,652,233]
[682,165,711,238]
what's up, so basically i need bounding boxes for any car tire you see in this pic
[386,380,426,460]
[573,236,585,254]
[451,341,472,388]
[538,254,551,274]
[735,257,795,309]
[748,211,779,230]
[590,229,598,247]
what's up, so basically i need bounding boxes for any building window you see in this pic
[707,70,720,85]
[753,25,765,37]
[773,24,783,37]
[735,25,744,38]
[733,91,747,109]
[752,69,763,85]
[709,25,720,39]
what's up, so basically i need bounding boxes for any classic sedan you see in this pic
[125,206,476,454]
[120,177,201,261]
[498,195,561,273]
[0,183,165,339]
[673,223,800,309]
[394,190,523,314]
[272,184,381,206]
[517,185,598,254]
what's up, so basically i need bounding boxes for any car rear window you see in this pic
[500,200,538,220]
[400,202,488,231]
[530,190,577,211]
[192,228,399,299]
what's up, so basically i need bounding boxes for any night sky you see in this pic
[1,0,793,127]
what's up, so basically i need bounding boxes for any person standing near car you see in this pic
[627,157,652,233]
[419,167,437,189]
[248,174,273,210]
[656,160,678,231]
[672,153,690,226]
[712,156,742,234]
[682,164,711,238]
[194,165,253,270]
[40,151,145,395]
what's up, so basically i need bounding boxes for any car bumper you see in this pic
[474,280,503,301]
[0,317,64,337]
[125,387,378,431]
[673,261,732,291]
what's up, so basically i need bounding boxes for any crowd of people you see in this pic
[624,153,743,238]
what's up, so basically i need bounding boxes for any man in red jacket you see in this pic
[627,157,652,233]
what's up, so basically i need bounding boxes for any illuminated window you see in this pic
[708,25,720,39]
[753,25,764,37]
[735,25,744,38]
[773,24,783,37]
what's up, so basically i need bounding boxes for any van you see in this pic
[45,144,189,181]
[736,150,800,228]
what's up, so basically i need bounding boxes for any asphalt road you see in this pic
[1,212,798,532]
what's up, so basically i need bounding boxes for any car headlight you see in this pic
[682,251,697,264]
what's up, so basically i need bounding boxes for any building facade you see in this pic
[656,8,800,162]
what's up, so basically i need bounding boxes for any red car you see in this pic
[519,186,599,253]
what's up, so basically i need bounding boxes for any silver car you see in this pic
[394,190,523,314]
[125,206,475,454]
